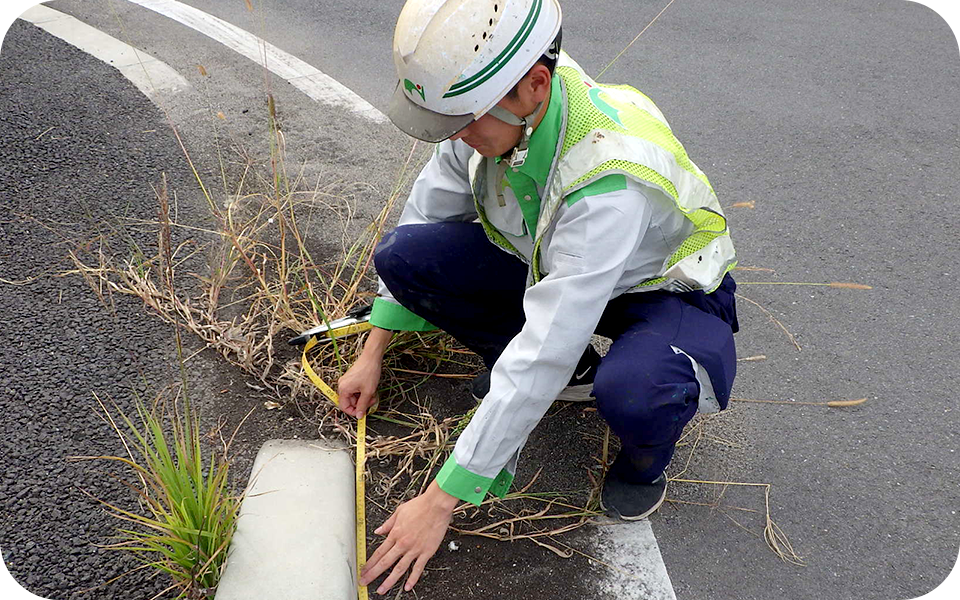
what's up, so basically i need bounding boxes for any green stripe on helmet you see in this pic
[443,0,542,99]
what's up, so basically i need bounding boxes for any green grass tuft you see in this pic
[78,392,240,599]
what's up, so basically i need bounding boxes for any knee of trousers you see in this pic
[374,227,416,291]
[374,224,456,288]
[593,352,700,445]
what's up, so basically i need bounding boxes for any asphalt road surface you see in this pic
[2,1,959,599]
[0,16,214,599]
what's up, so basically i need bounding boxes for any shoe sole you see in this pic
[556,384,595,403]
[600,484,667,521]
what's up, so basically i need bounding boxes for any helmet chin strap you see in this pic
[487,101,545,167]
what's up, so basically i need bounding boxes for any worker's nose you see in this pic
[449,122,474,141]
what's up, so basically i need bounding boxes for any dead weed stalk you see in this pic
[67,105,427,402]
[669,411,805,566]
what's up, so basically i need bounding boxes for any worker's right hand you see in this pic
[337,354,381,419]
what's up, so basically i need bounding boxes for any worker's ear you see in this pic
[517,63,552,107]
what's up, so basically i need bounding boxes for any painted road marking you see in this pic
[124,0,387,123]
[596,519,677,600]
[19,4,190,101]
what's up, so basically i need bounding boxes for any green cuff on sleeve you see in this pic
[369,298,437,332]
[435,455,514,506]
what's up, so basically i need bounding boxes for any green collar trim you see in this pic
[516,75,562,187]
[490,76,562,238]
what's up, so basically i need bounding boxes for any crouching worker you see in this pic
[336,0,739,593]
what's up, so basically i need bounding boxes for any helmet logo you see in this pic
[585,82,625,129]
[404,79,426,102]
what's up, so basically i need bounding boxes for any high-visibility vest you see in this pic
[470,52,737,293]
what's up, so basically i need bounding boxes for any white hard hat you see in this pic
[388,0,562,142]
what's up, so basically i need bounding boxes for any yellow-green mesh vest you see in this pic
[470,52,737,293]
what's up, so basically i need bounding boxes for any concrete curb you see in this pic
[215,440,357,600]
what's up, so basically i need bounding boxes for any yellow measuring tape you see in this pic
[301,328,372,600]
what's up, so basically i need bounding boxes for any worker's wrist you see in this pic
[425,480,460,512]
[360,326,394,361]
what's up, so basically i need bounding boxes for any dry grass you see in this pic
[734,276,872,352]
[667,476,805,566]
[735,292,803,352]
[66,115,429,397]
[739,281,872,289]
[731,397,868,408]
[669,411,805,566]
[360,394,603,554]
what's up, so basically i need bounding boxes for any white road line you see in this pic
[124,0,387,124]
[19,4,190,101]
[595,519,677,600]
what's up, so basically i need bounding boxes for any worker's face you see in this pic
[448,100,524,158]
[448,64,551,158]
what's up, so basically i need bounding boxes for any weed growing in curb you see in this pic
[74,391,244,600]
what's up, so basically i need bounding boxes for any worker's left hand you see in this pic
[360,480,459,594]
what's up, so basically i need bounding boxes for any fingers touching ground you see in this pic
[360,483,458,594]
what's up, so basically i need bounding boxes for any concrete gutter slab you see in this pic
[215,440,357,600]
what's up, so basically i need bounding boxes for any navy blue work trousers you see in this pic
[375,222,739,483]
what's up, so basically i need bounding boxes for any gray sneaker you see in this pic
[471,345,601,403]
[600,469,667,521]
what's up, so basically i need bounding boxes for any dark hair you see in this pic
[506,27,562,99]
